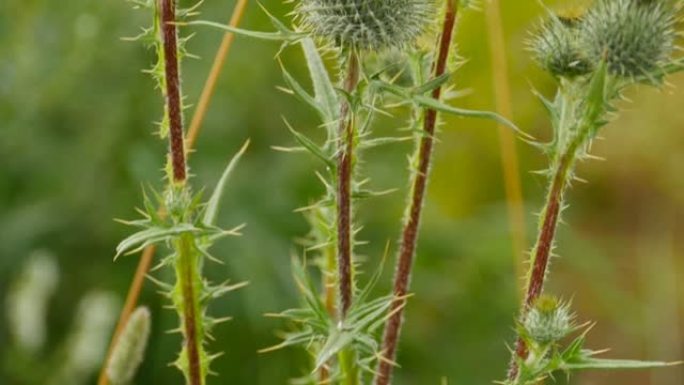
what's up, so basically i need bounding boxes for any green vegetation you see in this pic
[1,1,683,385]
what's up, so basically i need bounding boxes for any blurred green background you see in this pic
[1,1,683,384]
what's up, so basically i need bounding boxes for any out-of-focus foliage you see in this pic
[0,1,683,385]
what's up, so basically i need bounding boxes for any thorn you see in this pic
[166,327,183,335]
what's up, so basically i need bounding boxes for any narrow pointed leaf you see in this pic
[115,224,198,259]
[301,38,338,125]
[413,73,452,95]
[183,20,304,42]
[280,64,323,119]
[562,357,682,370]
[314,330,355,371]
[412,95,530,139]
[284,119,334,169]
[203,140,250,226]
[582,59,609,138]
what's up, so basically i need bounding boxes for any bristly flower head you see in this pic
[522,295,575,346]
[530,7,594,78]
[581,0,679,78]
[296,0,436,51]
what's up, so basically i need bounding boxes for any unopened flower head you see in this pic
[523,295,575,346]
[296,0,435,51]
[530,8,593,78]
[581,0,679,78]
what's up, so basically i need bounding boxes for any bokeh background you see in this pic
[1,1,683,384]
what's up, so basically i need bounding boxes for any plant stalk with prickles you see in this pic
[185,1,518,382]
[115,1,249,384]
[336,48,360,320]
[375,2,459,384]
[506,0,684,383]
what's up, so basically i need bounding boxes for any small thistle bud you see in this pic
[530,10,593,78]
[523,295,574,346]
[581,0,678,78]
[296,0,436,51]
[107,307,152,385]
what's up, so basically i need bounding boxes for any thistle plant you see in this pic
[505,0,684,383]
[371,1,530,382]
[375,2,460,383]
[295,0,436,324]
[189,1,519,383]
[114,1,249,384]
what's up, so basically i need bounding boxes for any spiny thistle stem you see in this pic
[98,3,248,384]
[375,2,458,384]
[176,233,203,385]
[160,1,205,382]
[340,347,360,385]
[337,50,360,319]
[321,238,336,383]
[506,0,684,382]
[507,123,585,381]
[161,0,187,183]
[324,242,337,317]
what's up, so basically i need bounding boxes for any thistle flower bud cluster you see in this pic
[296,0,436,51]
[522,295,574,346]
[531,0,679,80]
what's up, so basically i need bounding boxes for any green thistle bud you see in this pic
[530,10,594,78]
[581,0,678,78]
[523,295,574,346]
[107,307,151,385]
[296,0,436,51]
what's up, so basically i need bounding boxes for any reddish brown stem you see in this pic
[99,2,249,383]
[161,1,201,384]
[337,51,360,318]
[506,141,579,380]
[160,0,187,183]
[375,2,458,384]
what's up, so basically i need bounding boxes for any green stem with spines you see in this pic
[506,83,597,382]
[174,232,206,385]
[158,0,206,383]
[336,47,361,385]
[336,49,360,320]
[339,348,360,385]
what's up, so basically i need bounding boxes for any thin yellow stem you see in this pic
[485,0,527,290]
[186,0,249,150]
[98,2,249,384]
[98,245,156,385]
